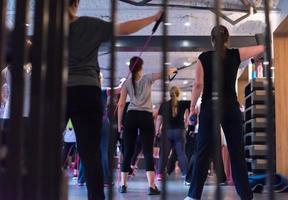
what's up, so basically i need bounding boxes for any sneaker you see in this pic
[184,181,191,186]
[251,184,263,193]
[77,182,85,186]
[219,181,227,186]
[120,185,127,193]
[184,197,199,200]
[147,186,161,195]
[156,174,162,181]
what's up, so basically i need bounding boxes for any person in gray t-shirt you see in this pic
[68,1,163,200]
[117,56,176,195]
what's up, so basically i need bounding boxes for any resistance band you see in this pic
[112,12,165,117]
[168,60,197,81]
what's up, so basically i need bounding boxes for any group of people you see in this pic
[67,0,265,199]
[2,0,265,200]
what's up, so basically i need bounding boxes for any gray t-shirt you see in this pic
[68,16,112,87]
[124,74,154,113]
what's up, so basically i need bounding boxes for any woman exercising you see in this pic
[185,25,264,200]
[156,86,189,179]
[68,1,162,199]
[117,56,176,195]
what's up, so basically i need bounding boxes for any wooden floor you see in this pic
[68,170,288,200]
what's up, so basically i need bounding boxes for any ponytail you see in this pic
[170,86,180,117]
[129,56,143,95]
[211,25,229,58]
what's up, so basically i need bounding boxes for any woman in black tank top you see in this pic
[185,25,264,200]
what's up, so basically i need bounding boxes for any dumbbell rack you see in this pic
[243,78,274,175]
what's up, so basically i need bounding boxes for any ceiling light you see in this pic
[271,67,275,69]
[126,62,130,66]
[182,41,190,47]
[153,105,156,109]
[183,80,188,84]
[164,62,172,65]
[184,22,191,27]
[182,97,187,100]
[263,61,269,65]
[164,22,173,26]
[183,62,191,66]
[183,92,187,96]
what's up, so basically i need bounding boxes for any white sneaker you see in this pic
[184,197,199,200]
[183,181,191,186]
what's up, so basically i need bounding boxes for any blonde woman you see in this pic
[155,86,190,180]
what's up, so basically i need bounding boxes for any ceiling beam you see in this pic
[99,35,258,53]
[119,0,278,13]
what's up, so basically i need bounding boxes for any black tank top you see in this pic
[199,48,241,103]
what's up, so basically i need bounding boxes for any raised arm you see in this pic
[117,88,128,132]
[116,10,162,35]
[190,60,204,114]
[239,45,265,61]
[150,67,178,81]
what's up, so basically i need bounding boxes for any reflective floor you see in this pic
[68,170,288,200]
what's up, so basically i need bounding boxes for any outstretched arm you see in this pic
[239,45,265,61]
[116,10,162,35]
[150,67,177,81]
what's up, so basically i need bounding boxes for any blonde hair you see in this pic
[169,86,180,117]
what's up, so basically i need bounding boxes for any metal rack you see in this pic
[244,78,274,175]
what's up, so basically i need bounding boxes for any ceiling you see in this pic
[5,0,288,106]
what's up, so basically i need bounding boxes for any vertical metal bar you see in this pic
[0,2,6,193]
[0,0,6,70]
[41,0,68,199]
[0,0,6,172]
[4,0,29,199]
[109,0,117,199]
[160,0,168,200]
[213,0,223,199]
[25,0,50,199]
[263,0,275,199]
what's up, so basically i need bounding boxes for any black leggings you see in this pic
[121,110,155,172]
[66,86,104,200]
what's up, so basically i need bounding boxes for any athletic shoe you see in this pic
[219,181,227,186]
[251,184,263,193]
[184,197,199,200]
[156,174,162,181]
[119,185,127,193]
[77,182,85,186]
[147,186,161,195]
[184,181,191,186]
